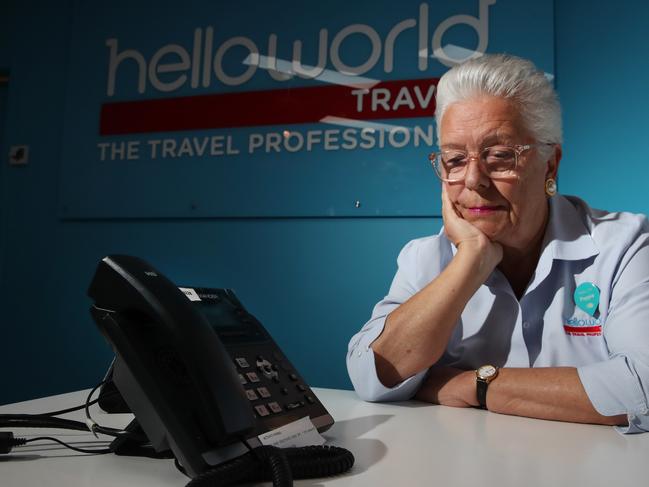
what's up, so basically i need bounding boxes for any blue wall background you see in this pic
[1,0,648,405]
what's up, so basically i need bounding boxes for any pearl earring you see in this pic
[545,178,557,197]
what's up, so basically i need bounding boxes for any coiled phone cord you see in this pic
[184,444,355,487]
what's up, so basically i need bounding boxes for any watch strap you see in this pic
[476,378,488,409]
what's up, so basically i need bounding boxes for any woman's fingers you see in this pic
[440,185,503,265]
[441,184,480,244]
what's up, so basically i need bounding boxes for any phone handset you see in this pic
[89,255,255,475]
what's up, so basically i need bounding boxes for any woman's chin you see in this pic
[471,221,507,242]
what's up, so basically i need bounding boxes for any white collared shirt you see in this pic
[347,194,649,433]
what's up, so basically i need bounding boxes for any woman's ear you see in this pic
[545,144,562,180]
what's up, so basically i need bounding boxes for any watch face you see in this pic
[477,365,497,379]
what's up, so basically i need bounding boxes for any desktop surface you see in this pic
[1,387,647,486]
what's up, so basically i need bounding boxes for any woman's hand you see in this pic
[441,185,503,268]
[414,367,477,408]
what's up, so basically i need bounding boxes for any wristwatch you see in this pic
[476,364,499,409]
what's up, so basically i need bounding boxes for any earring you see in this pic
[545,178,557,197]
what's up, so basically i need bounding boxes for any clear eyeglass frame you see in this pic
[428,143,553,182]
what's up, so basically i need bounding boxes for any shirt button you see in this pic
[523,321,530,329]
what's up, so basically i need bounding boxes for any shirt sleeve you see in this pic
[577,240,649,433]
[346,239,431,402]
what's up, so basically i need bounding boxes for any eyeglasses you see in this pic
[428,143,552,182]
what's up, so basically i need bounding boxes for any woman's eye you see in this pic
[444,154,466,166]
[484,147,515,163]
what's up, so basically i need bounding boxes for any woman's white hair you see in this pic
[435,53,563,145]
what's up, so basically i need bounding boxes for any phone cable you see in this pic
[0,380,144,455]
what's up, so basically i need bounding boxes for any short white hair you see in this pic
[435,54,563,145]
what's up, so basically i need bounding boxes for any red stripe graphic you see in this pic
[99,78,439,135]
[563,325,602,334]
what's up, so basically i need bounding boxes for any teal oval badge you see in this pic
[574,282,600,317]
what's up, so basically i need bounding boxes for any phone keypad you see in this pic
[190,288,331,430]
[233,351,321,420]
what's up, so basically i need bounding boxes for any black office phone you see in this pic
[183,287,333,436]
[88,255,334,479]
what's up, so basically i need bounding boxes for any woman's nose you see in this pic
[463,158,491,190]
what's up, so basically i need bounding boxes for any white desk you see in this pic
[1,387,647,487]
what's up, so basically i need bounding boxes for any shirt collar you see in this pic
[543,194,599,261]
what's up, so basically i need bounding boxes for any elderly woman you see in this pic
[347,54,649,432]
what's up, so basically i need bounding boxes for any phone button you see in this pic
[268,402,282,414]
[296,384,307,392]
[238,374,247,385]
[246,372,260,383]
[257,387,271,399]
[245,389,259,401]
[256,359,278,380]
[235,357,250,368]
[288,373,298,381]
[305,395,316,404]
[254,405,270,417]
[286,401,305,410]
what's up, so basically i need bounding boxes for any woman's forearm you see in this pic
[416,366,627,426]
[487,367,627,425]
[371,243,499,387]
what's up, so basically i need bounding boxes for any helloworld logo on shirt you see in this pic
[563,317,602,336]
[565,283,603,336]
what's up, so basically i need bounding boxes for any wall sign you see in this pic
[59,0,554,218]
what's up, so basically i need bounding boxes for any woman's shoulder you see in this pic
[397,232,454,266]
[562,195,649,248]
[394,233,454,285]
[564,195,648,230]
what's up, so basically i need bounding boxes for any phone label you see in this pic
[258,416,325,448]
[178,287,201,301]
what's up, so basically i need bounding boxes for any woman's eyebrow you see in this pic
[440,143,466,150]
[441,135,516,150]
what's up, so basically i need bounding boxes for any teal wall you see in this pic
[0,0,11,286]
[0,81,6,284]
[1,0,648,405]
[555,0,649,213]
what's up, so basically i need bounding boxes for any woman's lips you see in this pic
[466,206,504,215]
